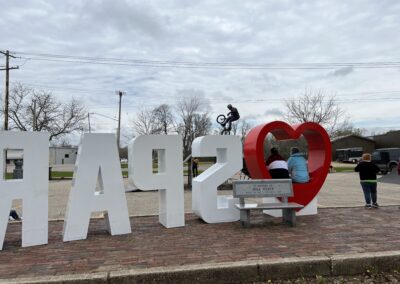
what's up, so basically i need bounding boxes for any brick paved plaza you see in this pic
[1,206,400,282]
[1,171,400,282]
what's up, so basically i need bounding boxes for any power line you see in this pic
[17,57,400,70]
[88,112,118,121]
[83,97,400,110]
[13,51,400,70]
[11,84,400,109]
[12,82,400,100]
[14,51,400,66]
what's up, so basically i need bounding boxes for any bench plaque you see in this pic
[233,179,293,198]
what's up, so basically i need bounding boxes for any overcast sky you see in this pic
[1,0,400,143]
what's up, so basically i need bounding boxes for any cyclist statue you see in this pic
[222,104,240,132]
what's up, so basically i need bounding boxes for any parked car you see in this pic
[371,148,400,174]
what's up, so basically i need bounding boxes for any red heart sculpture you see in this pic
[243,121,331,207]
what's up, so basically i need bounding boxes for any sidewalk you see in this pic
[11,171,398,220]
[1,206,400,283]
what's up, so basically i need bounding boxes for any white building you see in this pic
[6,147,78,165]
[6,149,23,160]
[49,147,78,165]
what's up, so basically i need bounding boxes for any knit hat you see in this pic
[291,147,299,154]
[270,147,279,155]
[361,153,371,162]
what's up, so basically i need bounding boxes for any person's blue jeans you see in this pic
[360,182,377,205]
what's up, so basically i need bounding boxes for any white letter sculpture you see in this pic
[192,135,242,223]
[128,135,184,228]
[63,133,131,242]
[0,132,49,249]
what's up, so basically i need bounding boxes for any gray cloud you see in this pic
[77,0,166,38]
[330,67,354,77]
[175,89,211,112]
[2,0,400,137]
[241,114,258,122]
[264,108,284,117]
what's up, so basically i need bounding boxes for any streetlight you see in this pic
[87,112,118,133]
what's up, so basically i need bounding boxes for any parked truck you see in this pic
[371,148,400,174]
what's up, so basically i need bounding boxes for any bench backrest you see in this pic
[232,179,293,199]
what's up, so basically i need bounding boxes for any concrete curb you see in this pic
[3,252,400,284]
[331,250,400,276]
[110,260,260,284]
[0,272,108,284]
[258,256,331,280]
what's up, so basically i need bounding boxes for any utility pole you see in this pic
[0,50,19,130]
[32,99,37,130]
[116,91,125,149]
[87,113,91,133]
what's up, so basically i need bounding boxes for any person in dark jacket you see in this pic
[222,104,240,131]
[355,153,380,208]
[192,157,199,177]
[9,209,21,221]
[265,147,290,179]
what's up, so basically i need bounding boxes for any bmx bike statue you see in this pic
[216,114,235,135]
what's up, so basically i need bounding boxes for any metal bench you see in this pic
[232,179,304,227]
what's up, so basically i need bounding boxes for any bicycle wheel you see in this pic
[216,114,226,124]
[220,128,230,135]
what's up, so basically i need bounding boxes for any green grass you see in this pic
[121,163,175,169]
[4,173,13,179]
[51,171,74,178]
[333,167,355,173]
[49,171,129,179]
[6,166,351,181]
[47,169,202,179]
[184,170,204,175]
[183,162,214,167]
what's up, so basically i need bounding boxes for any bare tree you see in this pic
[132,107,158,135]
[231,119,252,142]
[284,89,344,135]
[4,83,87,141]
[175,95,211,158]
[330,119,365,138]
[132,104,174,136]
[231,120,239,135]
[240,119,252,142]
[152,104,174,134]
[192,113,211,138]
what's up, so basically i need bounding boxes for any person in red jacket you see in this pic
[265,147,290,179]
[355,153,380,208]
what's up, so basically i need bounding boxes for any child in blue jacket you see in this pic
[287,147,310,183]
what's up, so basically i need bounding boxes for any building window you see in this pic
[4,150,24,180]
[65,154,69,158]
